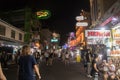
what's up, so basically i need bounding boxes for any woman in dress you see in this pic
[17,45,41,80]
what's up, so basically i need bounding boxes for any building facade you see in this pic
[0,19,24,46]
[89,0,120,66]
[90,0,117,28]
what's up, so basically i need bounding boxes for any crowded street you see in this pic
[3,58,91,80]
[1,0,120,80]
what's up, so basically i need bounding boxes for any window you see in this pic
[0,25,6,36]
[19,33,22,40]
[11,30,15,39]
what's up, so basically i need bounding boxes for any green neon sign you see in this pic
[51,39,58,42]
[36,10,51,19]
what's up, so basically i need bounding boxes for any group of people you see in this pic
[83,48,120,80]
[100,59,116,80]
[43,49,71,66]
[83,50,100,79]
[0,45,41,80]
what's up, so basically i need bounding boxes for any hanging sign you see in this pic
[75,16,84,21]
[76,22,88,26]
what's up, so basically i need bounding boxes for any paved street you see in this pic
[3,58,91,80]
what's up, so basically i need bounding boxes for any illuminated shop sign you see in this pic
[76,22,88,26]
[86,38,106,44]
[112,29,120,39]
[75,16,84,21]
[113,33,120,39]
[36,10,51,19]
[85,30,111,38]
[51,38,58,42]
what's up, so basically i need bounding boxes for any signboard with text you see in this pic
[85,30,111,38]
[51,38,58,42]
[75,16,84,21]
[112,29,120,39]
[76,22,88,26]
[86,38,105,44]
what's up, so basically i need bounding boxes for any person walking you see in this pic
[64,51,70,66]
[17,45,41,80]
[48,50,54,66]
[44,51,49,66]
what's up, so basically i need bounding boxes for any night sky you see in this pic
[0,0,90,45]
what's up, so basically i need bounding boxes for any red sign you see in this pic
[85,30,111,38]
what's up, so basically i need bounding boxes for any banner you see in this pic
[85,30,111,38]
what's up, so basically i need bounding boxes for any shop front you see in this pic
[85,30,111,45]
[85,30,111,60]
[111,23,120,56]
[0,38,23,54]
[109,23,120,69]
